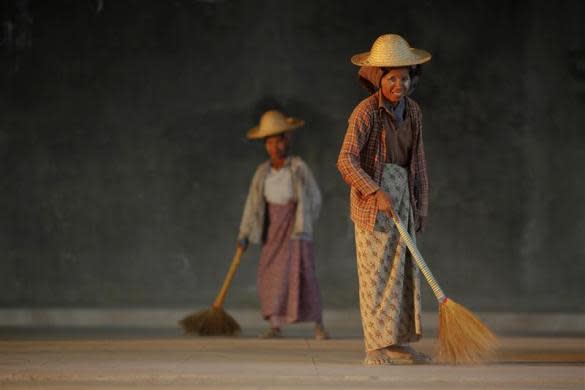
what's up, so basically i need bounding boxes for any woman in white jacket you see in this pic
[237,110,328,340]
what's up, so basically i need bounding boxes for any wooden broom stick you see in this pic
[212,246,244,309]
[388,211,446,303]
[388,210,498,364]
[178,246,244,336]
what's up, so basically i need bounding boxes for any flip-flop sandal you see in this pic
[363,357,414,365]
[389,346,432,364]
[411,351,432,364]
[363,351,413,366]
[258,328,282,339]
[314,327,329,340]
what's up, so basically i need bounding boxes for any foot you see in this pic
[386,345,432,364]
[258,328,282,339]
[314,324,329,340]
[363,349,413,365]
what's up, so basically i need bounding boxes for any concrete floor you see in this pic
[0,328,584,390]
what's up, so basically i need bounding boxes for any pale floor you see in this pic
[0,328,584,390]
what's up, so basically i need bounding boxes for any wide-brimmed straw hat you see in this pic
[246,110,304,140]
[351,34,431,67]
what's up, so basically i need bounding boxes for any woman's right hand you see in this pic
[237,237,249,252]
[375,190,395,218]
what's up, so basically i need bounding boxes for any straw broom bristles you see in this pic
[179,306,241,336]
[179,247,244,336]
[437,298,498,364]
[390,211,499,364]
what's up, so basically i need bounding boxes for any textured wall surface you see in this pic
[1,0,583,312]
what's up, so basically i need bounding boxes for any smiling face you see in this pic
[380,67,411,104]
[265,133,290,162]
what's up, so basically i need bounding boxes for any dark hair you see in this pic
[263,132,288,144]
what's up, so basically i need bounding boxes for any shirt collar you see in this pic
[269,156,292,172]
[377,91,405,122]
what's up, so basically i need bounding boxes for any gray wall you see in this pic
[1,0,583,312]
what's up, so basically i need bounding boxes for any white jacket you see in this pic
[238,156,321,243]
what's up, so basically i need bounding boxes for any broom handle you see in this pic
[389,211,447,303]
[212,246,244,309]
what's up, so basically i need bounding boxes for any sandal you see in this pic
[363,350,413,366]
[314,324,329,340]
[258,328,282,339]
[388,345,432,364]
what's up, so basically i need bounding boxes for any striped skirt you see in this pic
[257,202,323,325]
[355,163,422,351]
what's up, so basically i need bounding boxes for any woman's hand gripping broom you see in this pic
[389,210,498,364]
[179,247,243,336]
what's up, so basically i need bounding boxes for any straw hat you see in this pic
[246,110,304,140]
[351,34,431,67]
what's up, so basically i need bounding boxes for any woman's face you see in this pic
[380,67,411,104]
[265,133,290,161]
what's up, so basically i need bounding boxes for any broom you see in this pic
[178,246,243,336]
[388,210,498,364]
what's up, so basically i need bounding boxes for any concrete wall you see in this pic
[0,0,583,313]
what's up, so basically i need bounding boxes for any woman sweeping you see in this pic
[337,34,431,364]
[238,109,328,340]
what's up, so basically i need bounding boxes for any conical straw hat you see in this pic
[351,34,431,67]
[247,110,304,140]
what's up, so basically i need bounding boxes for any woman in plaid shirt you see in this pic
[337,34,431,365]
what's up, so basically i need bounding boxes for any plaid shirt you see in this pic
[337,92,429,231]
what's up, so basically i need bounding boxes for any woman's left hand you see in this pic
[416,216,427,233]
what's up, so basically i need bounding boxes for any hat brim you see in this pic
[246,118,305,140]
[351,48,431,67]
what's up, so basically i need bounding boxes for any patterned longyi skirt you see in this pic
[257,202,323,326]
[354,163,422,351]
